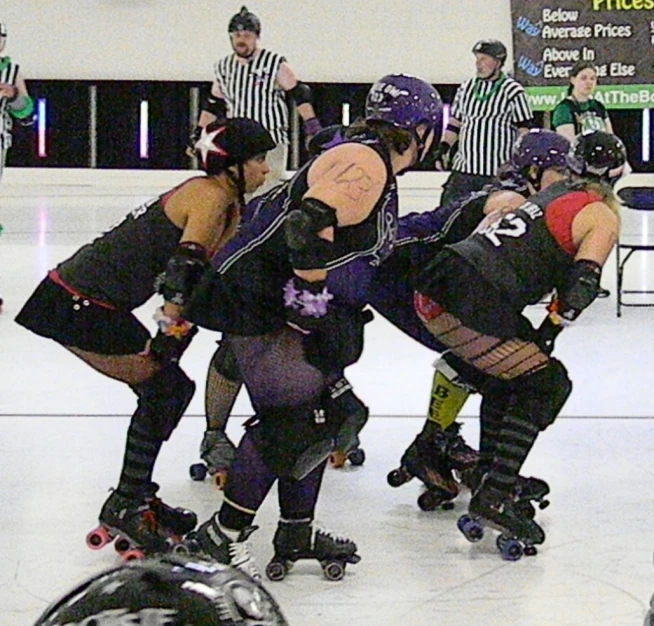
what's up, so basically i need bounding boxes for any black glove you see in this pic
[304,307,374,375]
[433,141,452,171]
[17,114,36,128]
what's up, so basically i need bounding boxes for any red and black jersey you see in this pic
[446,179,601,308]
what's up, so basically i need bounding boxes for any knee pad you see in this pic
[509,358,572,430]
[327,378,369,452]
[248,401,344,480]
[132,365,196,440]
[210,338,242,383]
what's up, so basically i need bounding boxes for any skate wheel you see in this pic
[497,535,523,561]
[265,560,287,582]
[524,545,538,557]
[441,501,455,511]
[86,526,112,550]
[387,467,410,488]
[122,548,145,562]
[348,448,365,466]
[189,463,207,481]
[538,499,550,510]
[214,471,228,490]
[322,560,345,581]
[114,536,132,554]
[457,515,484,542]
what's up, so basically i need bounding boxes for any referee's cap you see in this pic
[472,39,507,65]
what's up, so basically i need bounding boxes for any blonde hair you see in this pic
[574,179,621,219]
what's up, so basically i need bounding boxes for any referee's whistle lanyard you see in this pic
[472,73,506,102]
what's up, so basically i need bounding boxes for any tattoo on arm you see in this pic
[334,164,374,202]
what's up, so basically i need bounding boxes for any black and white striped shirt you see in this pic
[214,49,289,146]
[0,57,19,150]
[451,74,532,177]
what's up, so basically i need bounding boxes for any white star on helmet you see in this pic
[196,126,228,168]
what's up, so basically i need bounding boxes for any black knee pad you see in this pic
[210,338,242,383]
[510,358,572,430]
[327,378,369,452]
[248,402,344,480]
[132,365,196,440]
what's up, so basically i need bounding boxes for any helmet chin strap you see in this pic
[413,127,431,162]
[226,163,247,204]
[525,168,544,192]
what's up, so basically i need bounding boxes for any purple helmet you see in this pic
[365,74,443,136]
[510,128,571,172]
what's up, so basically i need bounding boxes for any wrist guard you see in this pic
[557,259,602,323]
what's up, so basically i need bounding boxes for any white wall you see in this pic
[2,0,513,83]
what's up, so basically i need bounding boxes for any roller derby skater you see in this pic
[266,518,360,582]
[414,129,626,559]
[15,118,276,559]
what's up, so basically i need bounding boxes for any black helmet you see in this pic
[472,39,507,65]
[32,555,288,626]
[228,6,261,36]
[567,130,627,184]
[196,117,275,175]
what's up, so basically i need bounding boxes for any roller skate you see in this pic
[387,429,460,511]
[265,519,361,582]
[189,429,236,489]
[86,488,190,561]
[143,482,197,536]
[463,464,550,519]
[174,516,261,581]
[457,482,546,561]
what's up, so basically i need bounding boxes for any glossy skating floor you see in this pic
[2,170,654,626]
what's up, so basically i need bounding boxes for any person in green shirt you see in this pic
[552,61,614,141]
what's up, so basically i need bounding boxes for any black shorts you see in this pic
[416,250,535,342]
[15,276,151,355]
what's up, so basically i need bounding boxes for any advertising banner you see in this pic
[510,1,654,110]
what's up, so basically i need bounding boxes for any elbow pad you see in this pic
[287,82,313,106]
[202,93,227,120]
[155,242,209,306]
[557,259,602,322]
[284,198,337,270]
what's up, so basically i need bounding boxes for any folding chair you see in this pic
[615,186,654,317]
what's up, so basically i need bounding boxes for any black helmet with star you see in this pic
[195,117,275,176]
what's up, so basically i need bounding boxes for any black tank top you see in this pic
[56,185,189,310]
[447,180,582,308]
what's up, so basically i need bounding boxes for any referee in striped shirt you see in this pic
[190,6,321,195]
[434,39,535,207]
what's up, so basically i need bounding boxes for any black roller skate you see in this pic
[265,519,361,582]
[174,516,261,581]
[387,429,460,511]
[189,429,236,489]
[457,482,546,561]
[86,488,186,561]
[143,482,197,536]
[463,465,550,519]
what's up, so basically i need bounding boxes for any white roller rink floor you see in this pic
[1,170,654,626]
